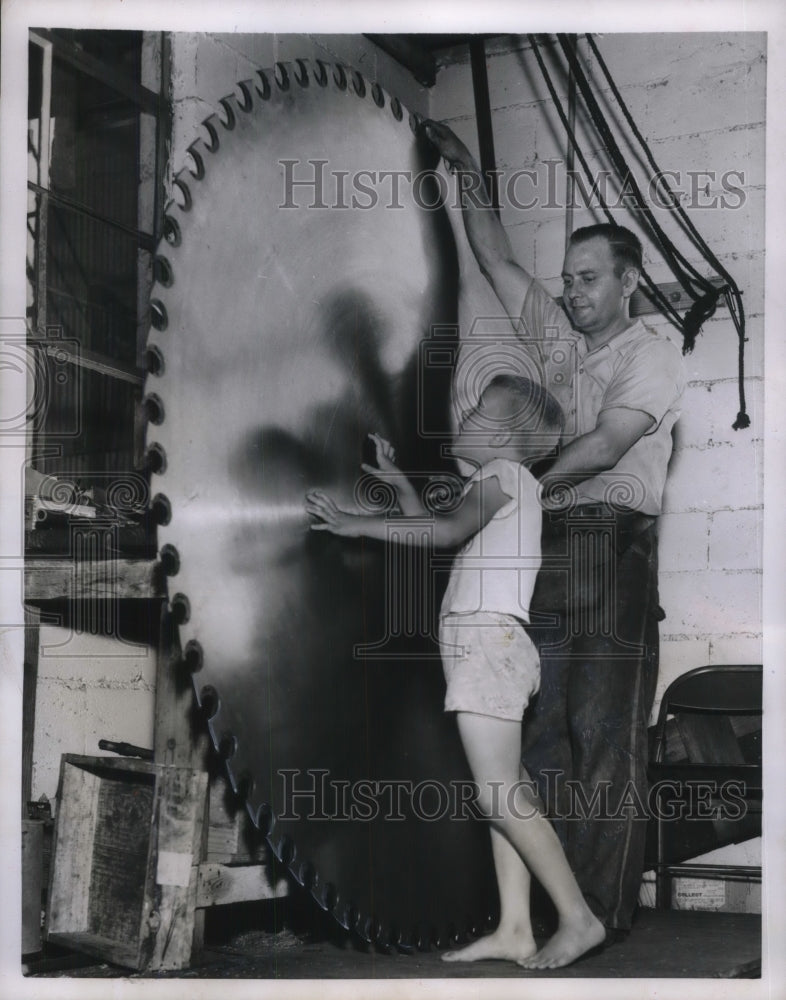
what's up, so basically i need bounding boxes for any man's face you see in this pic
[561,236,635,336]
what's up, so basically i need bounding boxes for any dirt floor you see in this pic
[25,902,761,981]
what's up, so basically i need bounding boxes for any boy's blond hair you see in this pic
[483,373,564,440]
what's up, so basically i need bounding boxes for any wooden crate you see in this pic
[45,754,208,972]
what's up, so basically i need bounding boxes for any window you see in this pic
[27,29,169,480]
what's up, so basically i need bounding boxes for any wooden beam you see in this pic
[32,29,160,115]
[36,338,144,387]
[27,180,157,252]
[196,863,289,909]
[630,276,728,318]
[469,38,500,215]
[25,557,163,600]
[22,605,41,810]
[364,35,437,88]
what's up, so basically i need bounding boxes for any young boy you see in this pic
[304,374,604,969]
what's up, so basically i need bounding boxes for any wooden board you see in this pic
[25,557,162,601]
[45,755,208,971]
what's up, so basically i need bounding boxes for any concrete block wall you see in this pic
[430,32,764,912]
[30,627,156,803]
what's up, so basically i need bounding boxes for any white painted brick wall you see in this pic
[654,638,711,708]
[709,508,763,570]
[663,439,763,513]
[657,511,710,572]
[32,627,156,803]
[659,569,761,636]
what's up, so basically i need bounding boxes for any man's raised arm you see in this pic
[423,120,535,320]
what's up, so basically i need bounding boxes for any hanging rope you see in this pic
[527,34,749,429]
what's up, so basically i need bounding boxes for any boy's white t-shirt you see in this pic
[439,458,543,623]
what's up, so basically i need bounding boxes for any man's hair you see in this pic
[483,373,564,435]
[569,223,643,277]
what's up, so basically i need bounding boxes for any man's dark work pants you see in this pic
[523,506,660,932]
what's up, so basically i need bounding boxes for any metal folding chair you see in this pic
[648,663,762,908]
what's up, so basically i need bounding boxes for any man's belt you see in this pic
[546,503,656,536]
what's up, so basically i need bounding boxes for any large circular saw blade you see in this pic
[145,58,496,949]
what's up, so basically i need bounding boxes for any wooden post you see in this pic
[22,605,41,811]
[152,599,211,959]
[153,601,208,768]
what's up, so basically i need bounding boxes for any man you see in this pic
[423,120,686,944]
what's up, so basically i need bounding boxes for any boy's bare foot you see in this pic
[517,912,605,970]
[442,926,537,964]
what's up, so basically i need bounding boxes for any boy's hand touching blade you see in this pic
[361,433,401,480]
[304,490,359,536]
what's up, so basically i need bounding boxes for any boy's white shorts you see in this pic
[439,611,541,722]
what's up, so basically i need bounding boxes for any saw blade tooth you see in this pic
[172,172,193,211]
[162,213,182,247]
[152,254,174,289]
[196,682,219,720]
[374,919,392,952]
[395,929,416,954]
[320,882,341,917]
[371,81,385,109]
[143,392,165,427]
[413,924,430,952]
[293,59,309,89]
[159,542,180,577]
[235,79,255,111]
[308,870,330,911]
[294,859,315,891]
[149,298,168,331]
[334,899,356,933]
[157,543,179,580]
[269,829,294,866]
[356,914,374,945]
[312,60,328,88]
[145,344,165,377]
[332,63,347,92]
[199,114,222,152]
[184,142,205,181]
[144,440,166,475]
[248,798,272,835]
[217,730,237,763]
[389,95,403,122]
[218,94,240,131]
[350,69,366,99]
[169,591,190,624]
[182,638,203,672]
[273,62,291,93]
[254,69,271,101]
[150,492,171,528]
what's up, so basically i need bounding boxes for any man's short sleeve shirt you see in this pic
[520,279,686,514]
